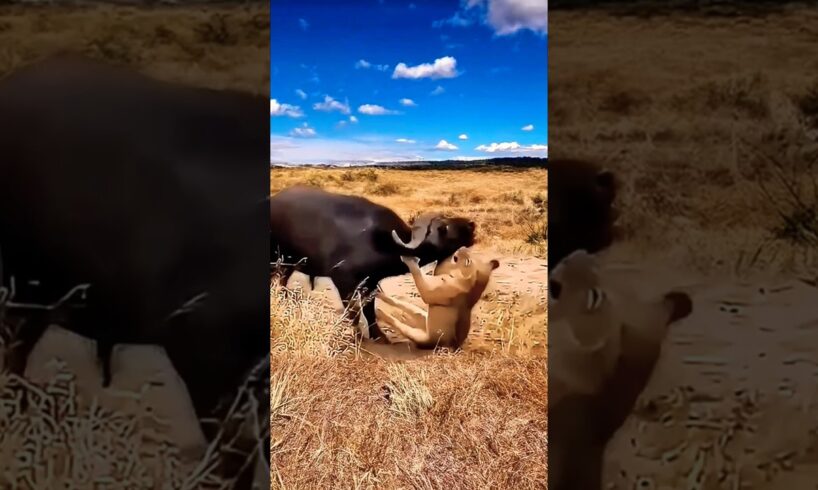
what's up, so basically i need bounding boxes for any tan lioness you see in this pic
[374,246,500,349]
[547,250,693,490]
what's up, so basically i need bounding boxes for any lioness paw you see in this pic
[401,256,420,266]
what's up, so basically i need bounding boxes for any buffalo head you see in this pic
[391,213,476,257]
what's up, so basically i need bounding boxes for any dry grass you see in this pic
[270,168,547,488]
[269,352,547,489]
[0,4,268,488]
[551,8,818,279]
[270,167,548,258]
[0,4,268,94]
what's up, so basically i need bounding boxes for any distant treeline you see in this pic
[551,0,818,14]
[271,157,548,171]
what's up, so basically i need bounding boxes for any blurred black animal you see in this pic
[0,54,269,488]
[269,185,476,339]
[548,158,619,270]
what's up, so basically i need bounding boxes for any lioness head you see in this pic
[392,213,476,256]
[549,250,611,331]
[447,246,500,281]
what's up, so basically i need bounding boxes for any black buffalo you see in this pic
[548,158,619,270]
[0,54,269,487]
[269,185,476,339]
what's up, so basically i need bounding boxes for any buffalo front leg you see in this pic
[5,315,50,379]
[331,274,382,340]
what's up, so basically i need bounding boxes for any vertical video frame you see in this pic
[270,0,548,487]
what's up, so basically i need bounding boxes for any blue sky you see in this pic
[271,0,547,164]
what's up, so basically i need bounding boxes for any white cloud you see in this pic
[430,85,446,96]
[464,0,548,36]
[432,11,476,28]
[475,141,548,154]
[295,89,307,100]
[356,59,390,71]
[270,135,426,165]
[458,134,468,140]
[270,99,304,118]
[290,123,317,138]
[298,18,309,30]
[392,56,459,80]
[358,104,399,115]
[396,138,416,144]
[349,115,359,123]
[522,124,534,131]
[313,95,351,115]
[399,98,417,107]
[435,139,458,151]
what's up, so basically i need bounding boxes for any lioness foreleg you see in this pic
[401,256,465,306]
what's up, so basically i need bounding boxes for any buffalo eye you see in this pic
[441,224,449,236]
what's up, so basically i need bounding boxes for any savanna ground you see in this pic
[552,6,818,488]
[0,4,268,488]
[270,167,548,488]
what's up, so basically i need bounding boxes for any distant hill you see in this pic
[270,156,547,170]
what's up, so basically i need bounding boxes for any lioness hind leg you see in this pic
[379,313,433,347]
[376,293,427,329]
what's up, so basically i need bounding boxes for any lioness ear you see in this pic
[490,259,500,270]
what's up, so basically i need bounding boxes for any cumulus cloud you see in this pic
[430,85,446,96]
[270,99,304,118]
[399,98,417,107]
[349,115,359,123]
[475,141,547,154]
[295,89,307,100]
[435,139,458,151]
[313,95,351,115]
[396,138,416,144]
[392,56,459,80]
[465,0,548,36]
[298,18,309,30]
[458,134,468,140]
[358,104,400,115]
[356,59,390,71]
[522,123,534,131]
[290,123,317,138]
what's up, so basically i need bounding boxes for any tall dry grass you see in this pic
[551,9,818,278]
[0,4,268,94]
